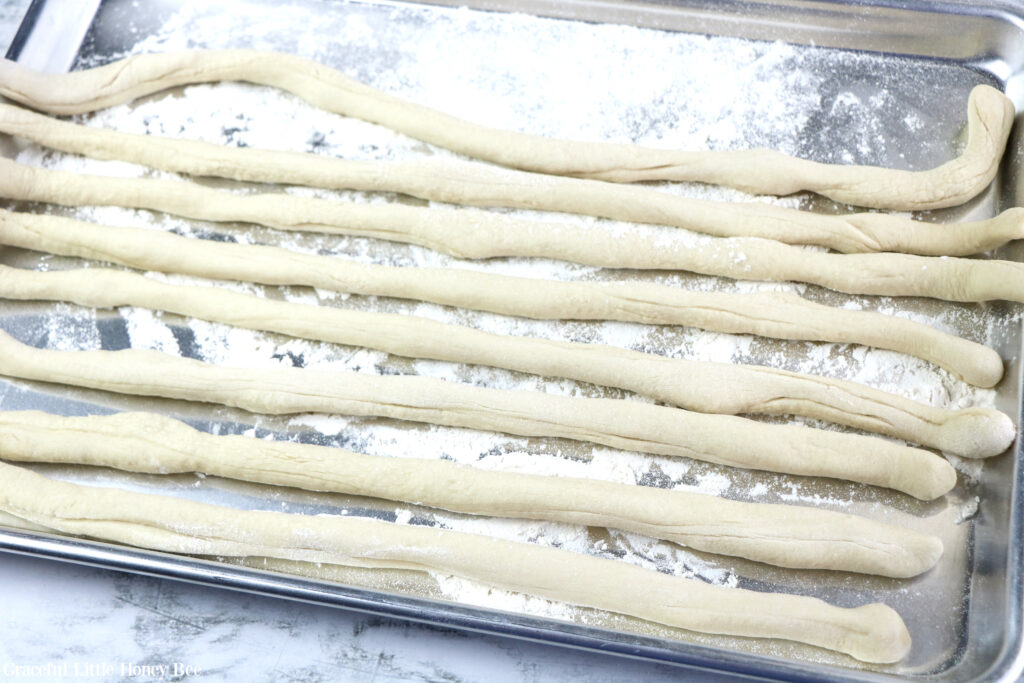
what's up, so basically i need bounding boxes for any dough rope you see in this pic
[0,265,1012,458]
[3,163,1023,305]
[0,143,1021,259]
[0,462,912,663]
[0,209,1008,387]
[0,410,944,577]
[0,49,1011,211]
[0,330,955,499]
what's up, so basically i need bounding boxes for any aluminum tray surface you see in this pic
[0,0,1022,681]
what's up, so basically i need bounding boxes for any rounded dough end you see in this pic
[938,409,1017,459]
[963,346,1005,389]
[907,457,958,501]
[846,603,912,664]
[892,533,944,579]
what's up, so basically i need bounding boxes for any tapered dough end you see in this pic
[888,532,944,579]
[938,409,1017,459]
[844,603,912,664]
[961,345,1005,389]
[904,456,958,501]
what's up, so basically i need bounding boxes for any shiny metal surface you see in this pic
[0,0,1021,680]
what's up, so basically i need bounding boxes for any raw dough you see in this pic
[0,148,1020,259]
[0,410,944,576]
[0,265,1012,457]
[0,49,1011,211]
[0,329,956,499]
[0,461,912,663]
[0,210,1009,386]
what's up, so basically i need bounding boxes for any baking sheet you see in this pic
[0,0,1022,680]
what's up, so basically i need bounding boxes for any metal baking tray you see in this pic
[0,0,1022,680]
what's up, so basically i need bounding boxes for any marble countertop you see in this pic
[0,552,704,682]
[0,3,717,680]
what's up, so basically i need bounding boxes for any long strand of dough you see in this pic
[0,462,912,663]
[0,210,1008,387]
[0,330,954,499]
[0,410,944,577]
[0,133,1021,258]
[2,175,1022,306]
[0,265,1012,458]
[1,131,1020,287]
[0,49,1011,212]
[0,100,1010,244]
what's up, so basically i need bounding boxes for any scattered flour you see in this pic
[0,0,1016,658]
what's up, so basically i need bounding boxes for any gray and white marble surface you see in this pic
[0,0,27,49]
[0,2,715,680]
[0,551,709,682]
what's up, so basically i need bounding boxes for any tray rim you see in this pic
[0,0,1022,680]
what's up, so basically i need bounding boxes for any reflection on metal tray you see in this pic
[0,0,1022,680]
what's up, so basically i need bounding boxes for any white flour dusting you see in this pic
[1,0,1017,663]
